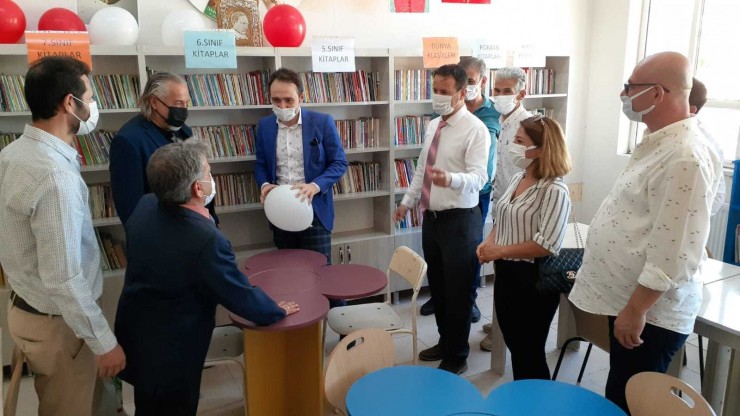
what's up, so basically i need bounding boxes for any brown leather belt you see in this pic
[9,290,60,317]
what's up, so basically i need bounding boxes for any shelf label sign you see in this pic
[25,31,92,70]
[311,37,356,72]
[474,42,507,69]
[184,30,237,69]
[512,43,546,68]
[423,37,459,68]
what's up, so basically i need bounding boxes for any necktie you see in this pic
[419,120,447,211]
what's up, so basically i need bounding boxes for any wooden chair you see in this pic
[552,301,610,382]
[324,328,395,414]
[3,345,26,416]
[326,246,427,364]
[626,371,716,416]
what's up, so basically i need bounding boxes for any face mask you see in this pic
[493,94,517,115]
[620,85,656,122]
[71,97,99,135]
[465,83,480,101]
[509,143,538,169]
[432,93,456,116]
[198,176,217,205]
[273,105,299,122]
[155,96,188,131]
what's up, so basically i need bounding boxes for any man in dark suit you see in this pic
[109,72,218,225]
[114,141,299,415]
[255,68,348,266]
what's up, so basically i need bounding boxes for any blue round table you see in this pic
[346,366,485,416]
[485,379,627,416]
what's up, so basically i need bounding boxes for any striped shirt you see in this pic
[0,125,117,355]
[493,172,571,262]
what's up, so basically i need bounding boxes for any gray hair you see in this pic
[139,72,187,119]
[146,141,210,205]
[459,57,487,80]
[495,67,527,92]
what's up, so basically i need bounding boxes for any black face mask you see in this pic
[155,96,188,130]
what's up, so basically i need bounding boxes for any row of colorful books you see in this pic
[75,131,115,166]
[182,70,271,106]
[395,202,423,229]
[394,115,432,146]
[192,125,257,159]
[394,69,433,101]
[335,118,381,149]
[300,71,381,103]
[0,132,20,151]
[90,74,140,109]
[485,69,556,96]
[0,75,27,112]
[394,157,418,189]
[88,184,117,219]
[95,230,127,271]
[213,173,260,206]
[333,162,383,195]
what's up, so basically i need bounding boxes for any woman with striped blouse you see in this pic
[477,115,572,380]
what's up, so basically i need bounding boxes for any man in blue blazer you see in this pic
[115,141,299,415]
[109,72,218,225]
[255,68,347,265]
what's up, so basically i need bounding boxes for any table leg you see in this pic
[723,348,740,416]
[702,339,731,415]
[489,274,507,375]
[556,295,580,351]
[243,322,324,415]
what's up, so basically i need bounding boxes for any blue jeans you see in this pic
[606,316,689,414]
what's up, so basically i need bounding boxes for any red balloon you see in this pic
[38,8,86,32]
[0,0,26,44]
[263,5,306,47]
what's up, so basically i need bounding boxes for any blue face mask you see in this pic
[620,85,656,122]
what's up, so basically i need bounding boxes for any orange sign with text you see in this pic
[25,31,92,70]
[422,37,459,69]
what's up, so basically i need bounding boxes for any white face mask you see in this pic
[432,93,455,116]
[272,105,299,123]
[465,83,481,101]
[493,94,519,115]
[71,97,99,135]
[620,85,656,122]
[199,176,217,206]
[509,143,538,169]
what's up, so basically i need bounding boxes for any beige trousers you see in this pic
[7,303,102,416]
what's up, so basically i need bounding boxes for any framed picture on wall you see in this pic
[390,0,429,13]
[216,0,263,47]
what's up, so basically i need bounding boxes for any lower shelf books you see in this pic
[95,230,127,271]
[214,173,259,206]
[394,157,418,188]
[193,124,257,158]
[0,132,20,151]
[88,184,117,219]
[395,202,423,229]
[333,162,382,194]
[75,131,115,166]
[394,115,431,146]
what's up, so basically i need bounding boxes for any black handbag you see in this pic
[535,191,584,293]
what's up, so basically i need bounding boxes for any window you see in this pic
[628,0,740,163]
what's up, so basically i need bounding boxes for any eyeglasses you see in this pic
[623,83,671,95]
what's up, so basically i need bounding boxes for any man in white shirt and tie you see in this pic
[394,64,490,374]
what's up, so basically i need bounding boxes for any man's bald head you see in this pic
[632,51,692,97]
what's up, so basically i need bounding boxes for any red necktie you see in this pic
[419,120,447,211]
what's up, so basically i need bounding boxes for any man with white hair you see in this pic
[479,67,532,351]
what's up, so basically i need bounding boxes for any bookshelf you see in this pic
[0,45,571,364]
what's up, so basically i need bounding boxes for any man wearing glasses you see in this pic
[568,52,723,412]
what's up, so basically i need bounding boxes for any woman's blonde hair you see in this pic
[520,115,572,179]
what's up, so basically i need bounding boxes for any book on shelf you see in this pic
[95,230,126,271]
[90,74,140,109]
[74,130,116,166]
[486,68,555,96]
[299,71,380,103]
[214,172,259,206]
[173,70,271,106]
[192,124,257,158]
[394,69,433,101]
[88,183,117,220]
[335,118,380,149]
[0,75,28,112]
[0,132,21,151]
[394,115,432,146]
[530,107,554,118]
[332,161,383,195]
[394,157,418,189]
[395,202,423,229]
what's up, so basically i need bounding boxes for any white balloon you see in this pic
[161,9,207,47]
[89,7,139,46]
[264,185,314,232]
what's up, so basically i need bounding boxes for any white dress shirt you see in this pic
[494,172,571,262]
[401,105,490,210]
[569,117,722,334]
[492,104,532,206]
[274,110,306,186]
[0,125,117,355]
[696,118,726,215]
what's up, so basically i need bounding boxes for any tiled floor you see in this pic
[3,276,708,415]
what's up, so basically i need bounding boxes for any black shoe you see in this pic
[420,299,434,316]
[471,303,481,323]
[419,344,443,361]
[438,360,468,375]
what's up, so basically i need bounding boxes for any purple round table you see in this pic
[247,268,321,296]
[243,249,327,273]
[317,264,387,300]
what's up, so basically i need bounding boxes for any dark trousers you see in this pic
[423,207,481,364]
[134,387,199,416]
[494,260,560,380]
[472,191,491,301]
[605,316,689,414]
